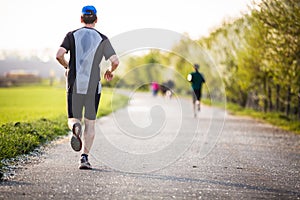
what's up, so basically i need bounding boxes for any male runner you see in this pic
[187,64,205,117]
[56,5,119,169]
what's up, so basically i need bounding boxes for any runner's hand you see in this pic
[104,70,113,81]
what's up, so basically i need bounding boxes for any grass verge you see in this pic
[0,86,129,179]
[225,102,300,134]
[203,97,300,135]
[0,116,68,175]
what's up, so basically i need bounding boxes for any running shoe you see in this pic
[79,154,92,170]
[70,123,82,152]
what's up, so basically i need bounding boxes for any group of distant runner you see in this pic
[150,80,175,98]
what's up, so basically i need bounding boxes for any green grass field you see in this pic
[0,85,129,177]
[0,86,66,123]
[0,85,128,124]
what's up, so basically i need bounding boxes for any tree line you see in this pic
[198,0,299,118]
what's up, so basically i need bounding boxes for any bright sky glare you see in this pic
[0,0,251,51]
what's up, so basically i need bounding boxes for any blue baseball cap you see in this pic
[82,5,97,15]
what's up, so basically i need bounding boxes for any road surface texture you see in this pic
[1,92,299,199]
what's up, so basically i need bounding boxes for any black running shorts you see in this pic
[67,93,101,120]
[192,89,202,103]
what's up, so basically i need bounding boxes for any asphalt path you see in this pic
[1,92,299,199]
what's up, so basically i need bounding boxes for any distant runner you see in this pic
[187,64,205,117]
[56,5,119,169]
[151,81,160,97]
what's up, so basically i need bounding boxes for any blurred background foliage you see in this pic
[103,0,299,119]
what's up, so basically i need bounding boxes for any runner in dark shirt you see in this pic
[187,64,205,117]
[56,5,119,169]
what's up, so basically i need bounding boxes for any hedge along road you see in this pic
[0,92,299,199]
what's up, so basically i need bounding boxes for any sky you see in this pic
[0,0,251,55]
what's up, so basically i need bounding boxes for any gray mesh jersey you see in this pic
[60,27,116,95]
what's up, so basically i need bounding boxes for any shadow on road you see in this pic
[91,167,300,197]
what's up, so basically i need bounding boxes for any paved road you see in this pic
[1,92,299,199]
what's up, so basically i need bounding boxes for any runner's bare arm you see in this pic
[56,47,69,69]
[104,55,119,81]
[108,55,119,72]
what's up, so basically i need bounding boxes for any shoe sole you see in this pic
[79,163,92,170]
[71,123,82,152]
[79,166,92,170]
[71,135,82,152]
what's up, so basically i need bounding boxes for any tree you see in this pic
[252,0,300,116]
